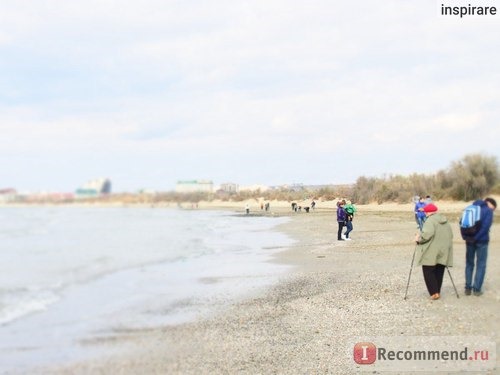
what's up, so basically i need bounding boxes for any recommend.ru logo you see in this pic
[353,342,377,364]
[350,336,495,372]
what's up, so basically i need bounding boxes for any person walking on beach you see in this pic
[344,200,356,240]
[463,197,497,296]
[337,200,347,241]
[414,203,453,300]
[414,196,426,231]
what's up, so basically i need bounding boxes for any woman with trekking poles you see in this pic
[414,203,453,300]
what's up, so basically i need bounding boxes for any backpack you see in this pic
[459,204,481,240]
[345,205,355,215]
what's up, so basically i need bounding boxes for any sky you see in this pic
[1,1,499,192]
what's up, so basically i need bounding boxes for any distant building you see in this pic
[0,188,16,195]
[219,183,239,193]
[239,184,270,192]
[76,178,112,197]
[137,188,157,195]
[175,180,213,193]
[0,188,17,203]
[26,192,75,203]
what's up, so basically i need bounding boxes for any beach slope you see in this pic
[50,205,500,374]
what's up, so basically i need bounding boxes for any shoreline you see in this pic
[46,206,499,373]
[0,208,294,374]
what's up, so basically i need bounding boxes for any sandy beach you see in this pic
[46,201,499,374]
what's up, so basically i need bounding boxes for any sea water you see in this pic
[0,206,293,372]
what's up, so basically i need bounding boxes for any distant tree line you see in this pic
[351,153,499,204]
[210,153,498,204]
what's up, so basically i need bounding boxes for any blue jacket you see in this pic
[473,199,494,243]
[415,201,426,219]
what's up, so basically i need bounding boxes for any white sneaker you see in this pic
[345,238,352,241]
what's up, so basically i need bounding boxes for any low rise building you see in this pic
[76,178,112,197]
[0,188,17,203]
[175,180,213,193]
[219,183,239,193]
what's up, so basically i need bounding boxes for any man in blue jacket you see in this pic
[414,196,427,231]
[465,197,497,296]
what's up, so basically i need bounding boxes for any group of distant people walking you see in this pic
[413,195,497,300]
[291,200,315,213]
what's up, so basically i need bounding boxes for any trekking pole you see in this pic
[446,267,460,299]
[404,244,418,300]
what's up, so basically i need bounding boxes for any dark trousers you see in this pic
[422,264,445,295]
[337,221,345,240]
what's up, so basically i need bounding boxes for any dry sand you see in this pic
[47,202,499,374]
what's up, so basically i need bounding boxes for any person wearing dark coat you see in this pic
[336,200,346,241]
[464,197,497,296]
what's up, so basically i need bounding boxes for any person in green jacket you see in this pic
[344,200,357,240]
[414,203,453,300]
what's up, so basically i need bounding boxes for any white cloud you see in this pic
[1,1,500,190]
[432,113,482,131]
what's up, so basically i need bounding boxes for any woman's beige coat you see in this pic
[416,213,453,267]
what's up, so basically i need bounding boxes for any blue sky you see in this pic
[1,1,499,192]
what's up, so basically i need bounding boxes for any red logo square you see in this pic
[353,342,377,364]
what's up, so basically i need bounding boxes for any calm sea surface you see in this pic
[0,206,292,372]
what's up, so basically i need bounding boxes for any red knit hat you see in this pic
[423,203,438,213]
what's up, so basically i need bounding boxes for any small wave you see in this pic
[0,288,60,325]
